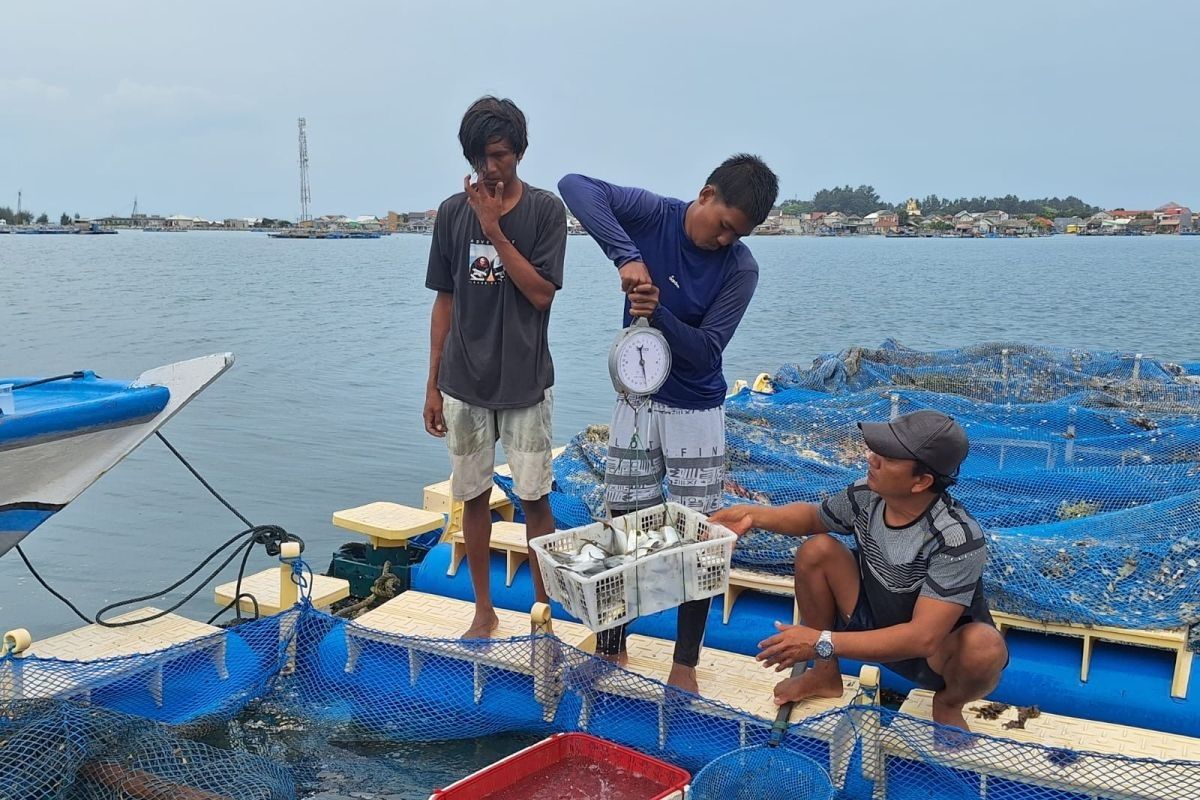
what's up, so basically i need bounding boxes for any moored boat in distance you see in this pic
[268,228,383,239]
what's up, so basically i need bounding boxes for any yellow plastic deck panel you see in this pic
[332,502,444,546]
[4,608,228,706]
[601,630,860,724]
[423,480,513,518]
[446,520,530,586]
[883,689,1200,800]
[26,607,223,660]
[723,567,800,624]
[352,589,595,652]
[901,689,1200,761]
[214,568,350,616]
[992,610,1193,699]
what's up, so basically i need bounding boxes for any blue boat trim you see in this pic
[0,503,62,528]
[0,376,170,447]
[0,412,163,452]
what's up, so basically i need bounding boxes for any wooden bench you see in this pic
[873,689,1200,800]
[723,567,800,624]
[2,607,228,706]
[446,521,531,586]
[992,610,1193,699]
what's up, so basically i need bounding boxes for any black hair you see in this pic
[912,461,955,494]
[706,154,779,227]
[458,96,528,170]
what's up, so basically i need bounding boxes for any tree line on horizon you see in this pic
[779,185,1101,220]
[0,207,82,226]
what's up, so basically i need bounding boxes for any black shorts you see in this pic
[833,589,995,691]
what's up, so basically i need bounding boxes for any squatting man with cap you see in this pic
[709,410,1008,732]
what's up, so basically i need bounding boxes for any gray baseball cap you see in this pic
[858,410,969,478]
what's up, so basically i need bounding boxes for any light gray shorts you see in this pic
[443,389,554,502]
[605,399,725,514]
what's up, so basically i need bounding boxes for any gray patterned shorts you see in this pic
[604,399,725,514]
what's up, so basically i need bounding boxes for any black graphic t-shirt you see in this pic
[425,184,567,409]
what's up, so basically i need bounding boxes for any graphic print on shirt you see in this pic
[468,239,506,285]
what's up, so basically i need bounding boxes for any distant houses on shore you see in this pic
[750,201,1196,237]
[92,208,593,235]
[80,201,1194,239]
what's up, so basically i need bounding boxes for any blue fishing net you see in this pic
[543,341,1200,629]
[2,600,1199,799]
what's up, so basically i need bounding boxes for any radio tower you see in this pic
[297,117,312,223]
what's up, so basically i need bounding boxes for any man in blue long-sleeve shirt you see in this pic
[559,155,778,692]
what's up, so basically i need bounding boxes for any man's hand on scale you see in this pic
[628,282,659,318]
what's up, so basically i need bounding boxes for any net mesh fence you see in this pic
[2,601,1199,799]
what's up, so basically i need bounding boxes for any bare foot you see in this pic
[931,697,977,752]
[666,664,699,694]
[596,650,629,668]
[461,610,499,640]
[773,669,844,706]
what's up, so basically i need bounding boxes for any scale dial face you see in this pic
[609,325,672,396]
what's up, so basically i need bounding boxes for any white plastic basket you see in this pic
[529,502,736,632]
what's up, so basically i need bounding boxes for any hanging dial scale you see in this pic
[608,317,672,397]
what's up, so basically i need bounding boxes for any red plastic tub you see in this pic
[429,732,690,800]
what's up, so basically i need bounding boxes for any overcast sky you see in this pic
[2,1,1196,220]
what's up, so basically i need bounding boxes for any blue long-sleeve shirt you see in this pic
[559,173,758,410]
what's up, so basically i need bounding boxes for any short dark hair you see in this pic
[912,461,955,494]
[706,154,779,227]
[458,96,528,170]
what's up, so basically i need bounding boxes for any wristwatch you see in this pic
[815,630,835,660]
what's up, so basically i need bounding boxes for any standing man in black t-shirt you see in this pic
[424,96,567,638]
